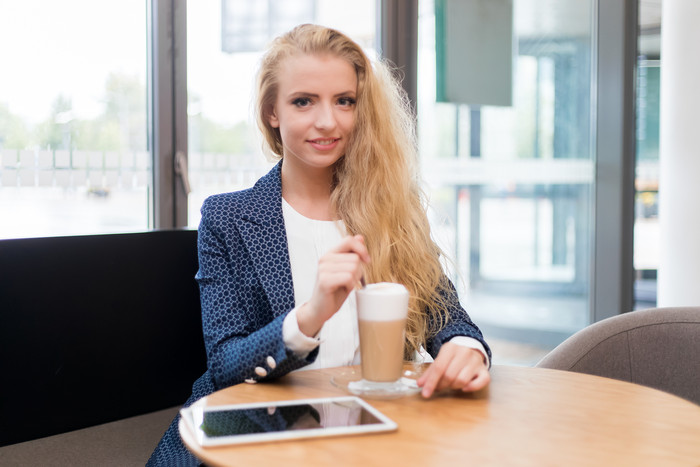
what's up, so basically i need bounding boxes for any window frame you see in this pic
[150,0,188,229]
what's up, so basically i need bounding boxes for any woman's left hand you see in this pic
[416,342,490,398]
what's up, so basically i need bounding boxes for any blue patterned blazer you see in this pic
[188,161,319,403]
[148,161,491,465]
[191,160,490,399]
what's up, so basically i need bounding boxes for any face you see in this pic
[268,53,357,172]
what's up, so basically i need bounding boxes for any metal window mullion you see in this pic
[173,0,188,227]
[592,0,637,321]
[380,0,418,111]
[151,0,188,230]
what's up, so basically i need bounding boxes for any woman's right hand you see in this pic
[296,234,370,337]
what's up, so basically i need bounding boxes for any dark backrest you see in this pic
[536,306,700,405]
[0,230,207,446]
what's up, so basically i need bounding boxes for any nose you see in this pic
[314,102,337,131]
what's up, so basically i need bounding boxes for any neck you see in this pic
[280,160,336,221]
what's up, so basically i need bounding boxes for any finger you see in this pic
[416,343,455,388]
[319,252,364,268]
[434,359,465,392]
[447,349,487,386]
[316,271,360,295]
[319,253,367,286]
[417,359,448,398]
[419,344,487,395]
[329,235,371,264]
[445,364,480,391]
[352,235,371,263]
[318,257,364,283]
[353,236,369,286]
[461,368,491,392]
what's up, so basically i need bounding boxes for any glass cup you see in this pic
[355,282,409,388]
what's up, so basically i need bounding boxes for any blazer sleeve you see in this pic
[195,197,318,391]
[425,277,492,363]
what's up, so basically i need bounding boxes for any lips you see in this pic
[309,138,340,145]
[308,137,341,151]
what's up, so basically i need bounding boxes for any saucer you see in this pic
[330,368,424,399]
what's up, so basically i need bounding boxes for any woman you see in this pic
[148,24,490,466]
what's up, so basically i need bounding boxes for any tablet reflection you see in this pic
[201,404,321,436]
[200,400,381,437]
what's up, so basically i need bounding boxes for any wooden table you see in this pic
[180,365,700,466]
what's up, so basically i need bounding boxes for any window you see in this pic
[1,1,638,343]
[0,0,379,236]
[418,0,596,364]
[0,0,150,239]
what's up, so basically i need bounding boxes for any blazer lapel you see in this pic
[234,162,295,318]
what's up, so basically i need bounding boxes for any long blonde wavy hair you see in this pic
[256,24,451,356]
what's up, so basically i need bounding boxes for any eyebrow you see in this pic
[287,91,356,99]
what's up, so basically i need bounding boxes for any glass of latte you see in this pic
[355,282,409,388]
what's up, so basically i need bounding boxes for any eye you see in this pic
[338,97,356,107]
[292,97,312,107]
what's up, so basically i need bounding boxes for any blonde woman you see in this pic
[148,24,490,466]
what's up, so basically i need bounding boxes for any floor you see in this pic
[487,337,551,367]
[469,281,657,367]
[463,289,588,367]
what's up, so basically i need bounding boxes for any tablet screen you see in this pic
[181,396,396,446]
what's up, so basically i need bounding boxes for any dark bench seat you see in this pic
[0,230,207,465]
[0,406,181,466]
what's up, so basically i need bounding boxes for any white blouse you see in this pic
[280,198,489,369]
[281,198,361,370]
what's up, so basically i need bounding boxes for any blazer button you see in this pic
[266,356,277,369]
[244,378,257,384]
[255,366,268,377]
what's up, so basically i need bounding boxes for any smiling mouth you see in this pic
[308,138,340,146]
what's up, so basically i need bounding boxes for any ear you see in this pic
[268,106,280,128]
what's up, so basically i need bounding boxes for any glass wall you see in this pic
[1,1,641,345]
[418,0,595,365]
[0,0,151,239]
[185,0,378,228]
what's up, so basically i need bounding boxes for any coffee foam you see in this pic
[357,282,409,321]
[363,282,406,294]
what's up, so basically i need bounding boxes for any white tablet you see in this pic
[180,396,397,447]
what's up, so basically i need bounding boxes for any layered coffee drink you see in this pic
[356,282,409,383]
[358,317,406,382]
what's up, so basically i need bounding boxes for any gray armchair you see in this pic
[536,306,700,405]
